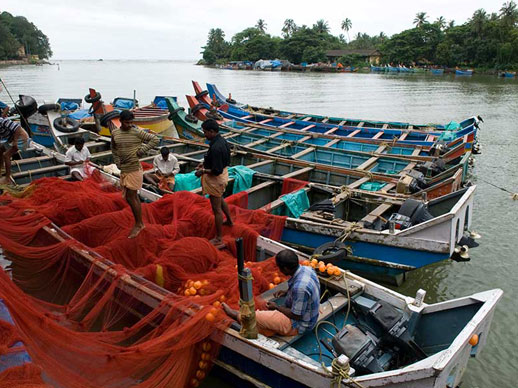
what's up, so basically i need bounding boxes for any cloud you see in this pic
[1,0,503,59]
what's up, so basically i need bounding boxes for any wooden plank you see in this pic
[321,118,329,123]
[291,147,315,159]
[324,139,340,147]
[259,119,273,125]
[338,120,346,125]
[372,132,384,139]
[325,127,339,135]
[279,121,295,128]
[360,203,393,225]
[302,117,312,122]
[300,124,315,131]
[347,129,361,138]
[382,123,389,129]
[399,133,408,140]
[357,122,364,127]
[356,156,378,171]
[411,147,422,156]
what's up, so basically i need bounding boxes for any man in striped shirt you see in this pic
[111,110,159,238]
[0,117,29,184]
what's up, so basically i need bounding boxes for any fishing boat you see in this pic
[198,82,481,144]
[84,88,173,135]
[166,98,473,192]
[498,71,516,78]
[431,69,444,75]
[455,69,473,76]
[0,174,502,388]
[370,65,387,72]
[387,65,400,72]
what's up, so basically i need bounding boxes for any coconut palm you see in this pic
[255,19,267,33]
[282,19,297,38]
[471,9,487,35]
[435,16,446,30]
[313,19,330,34]
[500,1,518,26]
[413,12,428,27]
[341,18,352,42]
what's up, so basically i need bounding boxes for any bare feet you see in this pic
[0,177,9,185]
[209,237,225,248]
[221,302,238,320]
[128,224,145,239]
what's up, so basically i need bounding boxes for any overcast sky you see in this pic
[1,0,505,60]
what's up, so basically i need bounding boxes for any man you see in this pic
[111,110,159,238]
[0,101,8,118]
[144,146,180,192]
[65,137,92,181]
[0,117,29,184]
[222,250,320,337]
[195,119,233,245]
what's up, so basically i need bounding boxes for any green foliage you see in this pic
[0,12,52,60]
[337,54,364,66]
[200,2,518,69]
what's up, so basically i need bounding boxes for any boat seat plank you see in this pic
[411,147,422,156]
[360,203,393,225]
[372,132,384,139]
[356,156,378,171]
[259,119,273,125]
[338,120,346,125]
[291,147,315,159]
[300,125,315,131]
[325,127,339,135]
[302,117,312,122]
[347,129,361,138]
[382,123,389,129]
[321,118,329,123]
[398,133,408,140]
[279,121,295,128]
[324,139,340,147]
[357,122,364,128]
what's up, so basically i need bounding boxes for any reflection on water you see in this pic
[0,61,516,387]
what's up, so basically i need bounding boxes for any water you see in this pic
[1,61,517,387]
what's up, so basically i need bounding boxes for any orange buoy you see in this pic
[194,281,202,290]
[327,266,334,275]
[319,265,326,273]
[202,342,212,352]
[202,280,209,286]
[273,276,281,284]
[187,280,194,288]
[269,283,275,289]
[191,378,199,387]
[333,268,341,276]
[201,352,211,361]
[219,295,226,302]
[189,287,197,296]
[196,370,206,380]
[213,301,221,308]
[469,334,479,346]
[302,260,310,266]
[199,361,208,370]
[184,289,191,296]
[205,313,215,322]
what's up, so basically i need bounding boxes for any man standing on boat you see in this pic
[0,117,29,185]
[195,119,233,245]
[144,146,180,192]
[111,110,159,238]
[65,137,92,181]
[222,249,320,337]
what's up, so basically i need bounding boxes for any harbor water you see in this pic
[0,60,516,387]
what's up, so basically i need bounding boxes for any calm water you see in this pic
[1,61,517,387]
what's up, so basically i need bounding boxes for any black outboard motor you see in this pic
[397,170,428,194]
[332,324,393,374]
[385,198,434,230]
[430,139,449,156]
[368,301,427,360]
[415,158,446,178]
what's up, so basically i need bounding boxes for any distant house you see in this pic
[325,49,381,65]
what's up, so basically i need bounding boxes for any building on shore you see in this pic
[325,49,381,65]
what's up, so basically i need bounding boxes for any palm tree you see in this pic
[448,20,455,28]
[500,1,518,26]
[255,19,267,33]
[341,18,352,42]
[471,9,487,36]
[435,16,446,30]
[313,19,330,34]
[413,12,428,28]
[282,19,297,38]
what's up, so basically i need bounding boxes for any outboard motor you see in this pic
[396,170,428,194]
[385,198,434,231]
[430,139,448,156]
[332,324,393,374]
[415,158,446,178]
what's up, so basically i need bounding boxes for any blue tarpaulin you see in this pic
[60,101,79,111]
[113,98,135,109]
[68,109,92,120]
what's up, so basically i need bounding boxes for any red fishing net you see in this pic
[281,177,309,195]
[0,172,289,387]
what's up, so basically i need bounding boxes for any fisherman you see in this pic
[222,249,320,337]
[195,119,233,245]
[64,137,92,181]
[144,146,180,192]
[0,117,29,184]
[0,101,8,118]
[111,110,159,238]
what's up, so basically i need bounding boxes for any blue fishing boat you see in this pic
[387,65,400,72]
[200,82,480,146]
[431,69,444,75]
[370,65,386,72]
[455,69,473,76]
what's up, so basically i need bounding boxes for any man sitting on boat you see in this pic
[195,119,233,245]
[144,146,180,192]
[223,249,320,337]
[0,117,29,185]
[65,137,93,181]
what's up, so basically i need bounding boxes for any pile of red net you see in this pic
[0,172,289,387]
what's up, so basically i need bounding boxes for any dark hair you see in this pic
[275,250,299,271]
[160,146,170,156]
[120,110,135,122]
[74,137,85,145]
[201,118,219,133]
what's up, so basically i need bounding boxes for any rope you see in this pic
[238,298,258,339]
[477,177,518,200]
[336,223,361,243]
[330,357,366,388]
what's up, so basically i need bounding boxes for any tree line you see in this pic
[201,1,518,69]
[0,11,52,60]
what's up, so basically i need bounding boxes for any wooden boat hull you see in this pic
[455,70,473,76]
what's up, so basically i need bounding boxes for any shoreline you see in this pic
[0,59,51,67]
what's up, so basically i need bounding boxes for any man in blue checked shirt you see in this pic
[223,250,321,337]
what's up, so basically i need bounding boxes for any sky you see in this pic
[0,0,505,60]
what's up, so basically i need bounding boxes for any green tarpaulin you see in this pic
[360,182,387,191]
[173,165,256,194]
[278,189,310,218]
[174,171,201,192]
[444,121,461,131]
